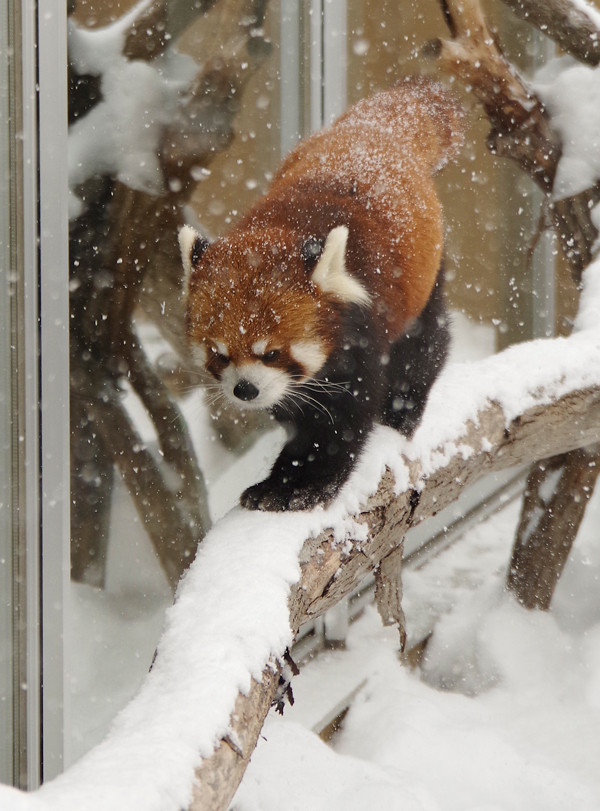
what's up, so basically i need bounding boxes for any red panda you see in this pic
[179,77,464,511]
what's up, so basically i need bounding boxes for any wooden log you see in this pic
[189,381,600,809]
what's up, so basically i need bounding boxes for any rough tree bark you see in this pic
[189,380,600,810]
[435,0,600,610]
[375,543,407,650]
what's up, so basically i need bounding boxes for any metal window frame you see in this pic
[0,0,16,786]
[0,0,43,790]
[19,0,42,787]
[37,0,70,783]
[3,0,70,788]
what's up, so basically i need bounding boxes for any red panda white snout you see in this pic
[178,79,463,511]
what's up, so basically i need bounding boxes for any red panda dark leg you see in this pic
[241,308,383,511]
[240,413,370,511]
[381,274,450,437]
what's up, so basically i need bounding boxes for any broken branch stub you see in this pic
[375,543,407,650]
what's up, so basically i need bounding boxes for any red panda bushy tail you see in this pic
[336,76,465,175]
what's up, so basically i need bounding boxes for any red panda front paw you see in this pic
[240,478,339,512]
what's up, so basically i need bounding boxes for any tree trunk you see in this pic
[507,447,600,608]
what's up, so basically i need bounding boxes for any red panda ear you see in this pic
[178,225,210,291]
[310,225,371,307]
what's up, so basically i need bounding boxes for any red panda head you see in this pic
[179,223,371,410]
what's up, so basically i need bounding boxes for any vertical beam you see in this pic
[309,0,324,131]
[37,0,70,780]
[309,0,347,131]
[322,0,347,123]
[18,0,42,789]
[279,1,303,155]
[0,0,15,786]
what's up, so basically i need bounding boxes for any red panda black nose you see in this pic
[233,379,259,401]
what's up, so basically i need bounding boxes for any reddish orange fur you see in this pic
[186,77,464,362]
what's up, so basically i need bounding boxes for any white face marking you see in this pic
[219,362,290,410]
[311,225,371,307]
[190,342,207,367]
[215,340,229,357]
[251,339,268,356]
[290,340,327,377]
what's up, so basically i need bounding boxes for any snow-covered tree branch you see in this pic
[190,255,600,808]
[3,261,598,810]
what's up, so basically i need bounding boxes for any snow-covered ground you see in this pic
[234,491,600,810]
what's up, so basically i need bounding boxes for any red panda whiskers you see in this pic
[284,389,335,424]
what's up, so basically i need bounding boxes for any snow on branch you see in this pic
[2,257,599,811]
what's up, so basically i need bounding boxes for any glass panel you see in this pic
[65,0,287,765]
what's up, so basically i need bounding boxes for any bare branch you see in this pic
[434,0,599,283]
[433,0,560,191]
[123,0,169,61]
[159,0,272,194]
[90,389,199,592]
[499,0,600,66]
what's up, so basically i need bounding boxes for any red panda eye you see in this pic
[262,349,280,363]
[210,347,230,365]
